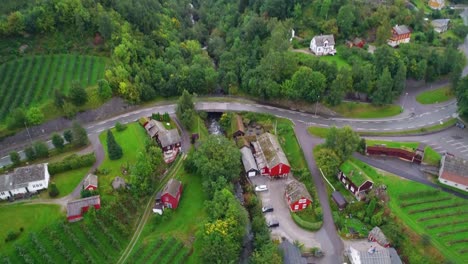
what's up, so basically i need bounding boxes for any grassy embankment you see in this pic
[416,86,454,104]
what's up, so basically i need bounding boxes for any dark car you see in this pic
[456,121,465,129]
[262,206,274,213]
[267,220,279,228]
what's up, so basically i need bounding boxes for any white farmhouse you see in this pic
[310,35,336,56]
[438,154,468,192]
[0,163,50,200]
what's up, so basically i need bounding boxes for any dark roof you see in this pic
[440,154,468,186]
[393,25,411,35]
[255,133,290,169]
[279,240,307,264]
[285,179,312,203]
[368,227,389,246]
[84,174,98,188]
[66,195,101,217]
[111,176,126,190]
[144,119,165,138]
[0,164,48,192]
[240,146,258,173]
[162,179,182,198]
[313,34,335,46]
[332,191,347,207]
[158,129,181,148]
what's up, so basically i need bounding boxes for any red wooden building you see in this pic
[66,195,101,222]
[337,171,373,201]
[252,133,291,177]
[368,226,390,248]
[161,179,183,209]
[285,180,312,212]
[388,25,411,47]
[366,145,424,164]
[83,174,98,191]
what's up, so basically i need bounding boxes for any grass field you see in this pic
[351,158,468,263]
[416,86,454,104]
[365,139,418,150]
[0,54,106,121]
[128,168,207,264]
[319,55,351,69]
[330,102,402,118]
[98,122,148,197]
[423,146,442,166]
[48,166,92,198]
[0,204,62,255]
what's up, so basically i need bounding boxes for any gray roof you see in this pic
[431,19,450,28]
[368,227,389,246]
[66,195,101,217]
[279,240,307,264]
[255,133,290,169]
[285,179,312,203]
[313,35,335,46]
[440,154,468,185]
[332,191,347,207]
[162,179,182,198]
[351,245,391,264]
[393,25,411,35]
[240,146,259,173]
[111,177,126,190]
[0,164,47,192]
[144,119,166,138]
[159,129,181,148]
[388,248,402,264]
[84,174,98,188]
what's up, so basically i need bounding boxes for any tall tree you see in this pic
[54,89,66,108]
[393,61,407,97]
[456,76,468,116]
[176,90,196,129]
[106,130,123,160]
[325,126,361,162]
[371,67,394,105]
[26,107,44,125]
[25,147,36,161]
[326,69,352,106]
[291,67,326,102]
[72,122,89,147]
[51,133,65,150]
[337,5,355,39]
[33,141,49,159]
[315,148,341,178]
[63,130,73,143]
[97,79,113,100]
[6,108,27,129]
[69,80,88,106]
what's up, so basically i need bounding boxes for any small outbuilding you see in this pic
[83,174,98,191]
[240,146,259,177]
[368,226,390,248]
[431,19,450,33]
[331,191,348,210]
[161,179,183,209]
[66,195,101,222]
[284,179,312,212]
[232,115,245,138]
[111,176,126,190]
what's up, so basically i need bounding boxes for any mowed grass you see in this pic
[416,86,454,104]
[0,204,62,255]
[48,166,92,198]
[131,168,207,264]
[0,54,106,120]
[330,101,402,118]
[307,126,330,138]
[351,158,468,263]
[277,118,307,169]
[319,55,351,69]
[423,146,442,166]
[98,123,148,197]
[366,139,419,150]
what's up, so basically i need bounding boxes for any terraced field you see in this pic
[0,54,106,120]
[127,237,190,264]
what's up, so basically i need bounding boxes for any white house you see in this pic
[310,35,336,56]
[438,154,468,192]
[0,163,50,200]
[431,19,450,33]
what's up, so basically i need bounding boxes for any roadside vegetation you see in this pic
[416,86,454,104]
[330,101,402,118]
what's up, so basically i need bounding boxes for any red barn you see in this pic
[66,195,101,222]
[161,179,183,209]
[252,133,291,177]
[83,174,98,191]
[285,180,312,212]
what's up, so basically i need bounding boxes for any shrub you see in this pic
[49,182,59,197]
[115,122,127,132]
[48,153,96,175]
[315,207,323,221]
[81,189,99,198]
[26,107,44,125]
[63,130,73,143]
[33,141,49,158]
[63,102,78,119]
[291,212,323,231]
[51,133,65,150]
[9,151,21,166]
[107,130,123,160]
[25,146,36,161]
[4,231,20,243]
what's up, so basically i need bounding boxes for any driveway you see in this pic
[250,175,321,249]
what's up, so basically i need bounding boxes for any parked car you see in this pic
[262,205,274,213]
[255,185,268,192]
[456,121,465,129]
[267,220,279,228]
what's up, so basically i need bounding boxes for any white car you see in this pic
[255,185,268,192]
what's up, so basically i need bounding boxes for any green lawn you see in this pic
[277,119,307,169]
[48,166,92,198]
[366,139,419,150]
[330,101,402,118]
[423,146,442,166]
[307,126,330,138]
[190,114,209,141]
[0,204,62,255]
[319,55,351,69]
[416,86,454,104]
[350,158,468,263]
[98,122,148,196]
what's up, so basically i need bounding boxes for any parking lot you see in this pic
[250,175,321,249]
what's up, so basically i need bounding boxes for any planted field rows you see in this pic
[128,237,190,264]
[399,190,468,259]
[0,54,106,120]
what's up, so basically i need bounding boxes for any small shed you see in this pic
[83,174,98,191]
[368,226,390,247]
[240,146,259,177]
[332,191,347,210]
[111,177,126,190]
[232,114,245,138]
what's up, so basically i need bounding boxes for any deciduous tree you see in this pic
[324,126,361,162]
[176,90,195,129]
[33,141,49,159]
[9,151,21,166]
[51,134,65,150]
[26,107,44,125]
[69,81,88,106]
[63,130,73,143]
[72,122,89,147]
[315,148,341,178]
[371,67,393,105]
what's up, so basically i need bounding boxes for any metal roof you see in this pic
[240,146,259,173]
[162,179,182,198]
[84,174,98,188]
[0,164,48,192]
[66,195,101,217]
[312,34,335,46]
[440,154,468,185]
[255,133,290,169]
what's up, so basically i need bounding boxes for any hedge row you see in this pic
[291,212,323,231]
[48,153,96,175]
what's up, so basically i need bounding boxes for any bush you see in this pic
[291,212,323,231]
[33,141,49,158]
[49,182,59,197]
[115,122,127,132]
[48,153,96,175]
[25,146,36,161]
[9,151,21,166]
[107,130,123,160]
[5,231,20,243]
[81,189,99,198]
